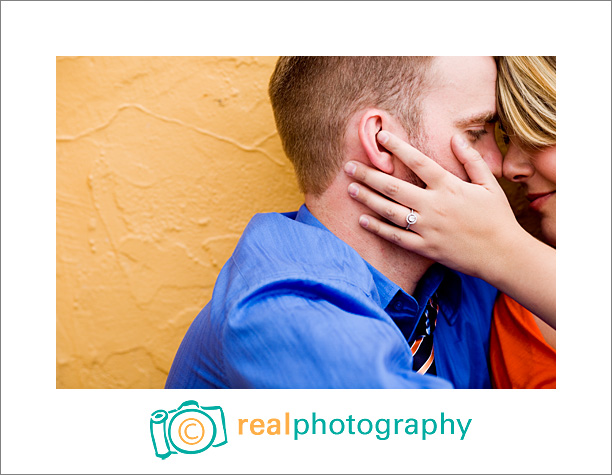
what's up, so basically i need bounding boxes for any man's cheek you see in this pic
[415,141,468,182]
[436,152,469,181]
[397,164,426,188]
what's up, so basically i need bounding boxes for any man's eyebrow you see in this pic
[454,111,498,128]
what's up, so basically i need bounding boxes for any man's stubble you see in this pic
[395,128,432,190]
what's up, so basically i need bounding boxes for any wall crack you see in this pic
[56,103,286,166]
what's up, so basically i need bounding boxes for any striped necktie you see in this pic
[409,293,439,375]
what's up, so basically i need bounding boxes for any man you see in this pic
[166,57,503,389]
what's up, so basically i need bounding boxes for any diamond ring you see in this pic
[405,209,418,230]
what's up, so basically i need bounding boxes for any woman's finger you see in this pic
[348,182,422,231]
[377,130,449,186]
[358,214,425,253]
[344,161,425,208]
[451,135,498,187]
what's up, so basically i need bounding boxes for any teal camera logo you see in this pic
[150,400,227,459]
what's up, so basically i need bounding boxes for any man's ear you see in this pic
[358,110,394,174]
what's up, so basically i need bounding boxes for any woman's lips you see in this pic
[527,191,556,211]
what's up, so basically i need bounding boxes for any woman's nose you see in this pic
[503,145,534,183]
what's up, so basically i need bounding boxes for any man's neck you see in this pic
[305,184,433,296]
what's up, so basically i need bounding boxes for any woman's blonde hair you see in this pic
[496,56,556,148]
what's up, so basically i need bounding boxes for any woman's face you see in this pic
[503,143,556,247]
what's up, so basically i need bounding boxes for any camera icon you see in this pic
[150,400,227,459]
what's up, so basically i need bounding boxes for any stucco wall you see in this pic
[56,57,303,388]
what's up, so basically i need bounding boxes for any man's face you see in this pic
[403,56,503,182]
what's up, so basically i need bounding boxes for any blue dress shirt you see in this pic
[166,205,497,389]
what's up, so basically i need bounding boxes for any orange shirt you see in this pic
[490,293,556,389]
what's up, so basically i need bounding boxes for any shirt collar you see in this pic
[416,264,462,326]
[293,204,321,229]
[292,204,461,325]
[367,256,462,327]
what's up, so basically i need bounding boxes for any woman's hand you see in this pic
[344,129,556,329]
[344,130,524,280]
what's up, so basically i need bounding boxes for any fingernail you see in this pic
[377,130,389,144]
[456,136,468,148]
[359,216,369,228]
[344,162,357,176]
[348,183,359,197]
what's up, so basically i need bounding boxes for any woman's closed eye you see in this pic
[467,129,488,141]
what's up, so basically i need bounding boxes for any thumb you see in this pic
[451,135,497,187]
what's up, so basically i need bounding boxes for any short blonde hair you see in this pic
[496,56,556,148]
[268,57,435,195]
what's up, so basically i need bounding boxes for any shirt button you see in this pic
[395,301,402,310]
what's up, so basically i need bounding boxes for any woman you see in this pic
[343,56,556,388]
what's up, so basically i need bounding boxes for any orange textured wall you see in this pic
[56,57,302,388]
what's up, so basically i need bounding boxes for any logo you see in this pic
[150,400,227,459]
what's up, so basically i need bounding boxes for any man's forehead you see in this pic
[428,57,497,94]
[423,57,498,123]
[432,56,497,81]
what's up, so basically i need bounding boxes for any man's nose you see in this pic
[477,135,503,178]
[483,144,503,178]
[502,145,534,183]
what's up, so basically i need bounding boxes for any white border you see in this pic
[2,1,611,473]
